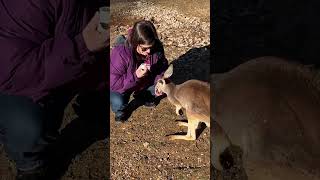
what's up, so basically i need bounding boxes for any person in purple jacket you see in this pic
[0,0,109,179]
[110,20,169,122]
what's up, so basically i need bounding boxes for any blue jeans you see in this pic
[110,85,156,118]
[0,91,109,172]
[0,94,53,171]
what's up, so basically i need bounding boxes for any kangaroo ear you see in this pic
[163,64,173,79]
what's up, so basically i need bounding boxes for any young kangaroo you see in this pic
[155,64,210,140]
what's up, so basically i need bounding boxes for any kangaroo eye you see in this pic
[158,80,164,84]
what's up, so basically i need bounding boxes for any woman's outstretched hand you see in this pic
[82,12,110,52]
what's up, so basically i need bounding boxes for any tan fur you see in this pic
[211,56,320,178]
[155,65,210,140]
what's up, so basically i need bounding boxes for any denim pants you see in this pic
[0,94,48,171]
[0,91,109,171]
[110,85,156,118]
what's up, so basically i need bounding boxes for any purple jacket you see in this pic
[110,43,168,94]
[0,0,107,102]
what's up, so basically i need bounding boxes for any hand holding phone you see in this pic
[136,63,148,78]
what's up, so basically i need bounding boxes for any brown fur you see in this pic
[211,56,320,178]
[155,65,210,140]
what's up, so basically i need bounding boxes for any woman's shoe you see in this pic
[115,114,128,123]
[16,166,47,180]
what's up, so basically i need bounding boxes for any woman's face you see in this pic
[136,43,154,57]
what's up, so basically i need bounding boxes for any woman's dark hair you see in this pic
[128,20,160,53]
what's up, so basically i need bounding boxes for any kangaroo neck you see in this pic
[164,83,180,104]
[163,82,175,95]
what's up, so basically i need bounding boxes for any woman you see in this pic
[110,20,169,122]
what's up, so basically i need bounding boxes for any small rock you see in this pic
[143,142,149,148]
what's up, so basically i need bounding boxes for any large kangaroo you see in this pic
[211,56,320,179]
[155,64,210,141]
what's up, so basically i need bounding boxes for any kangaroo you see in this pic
[211,57,320,179]
[155,64,210,140]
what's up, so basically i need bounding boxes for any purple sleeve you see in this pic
[40,33,94,90]
[0,32,93,91]
[110,47,139,93]
[0,0,99,100]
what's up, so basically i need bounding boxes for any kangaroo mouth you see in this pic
[155,86,163,95]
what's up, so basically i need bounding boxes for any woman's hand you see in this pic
[136,63,148,78]
[82,12,110,52]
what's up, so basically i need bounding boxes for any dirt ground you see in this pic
[0,0,209,179]
[110,0,210,179]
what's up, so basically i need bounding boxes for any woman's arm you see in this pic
[0,0,106,100]
[110,46,139,93]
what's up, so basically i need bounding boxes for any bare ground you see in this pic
[0,0,210,179]
[110,0,210,179]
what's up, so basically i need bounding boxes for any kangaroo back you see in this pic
[174,80,210,119]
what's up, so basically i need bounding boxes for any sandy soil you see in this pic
[0,0,210,179]
[110,0,210,179]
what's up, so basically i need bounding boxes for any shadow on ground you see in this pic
[46,93,110,179]
[170,45,210,84]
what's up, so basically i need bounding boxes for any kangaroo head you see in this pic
[155,64,173,95]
